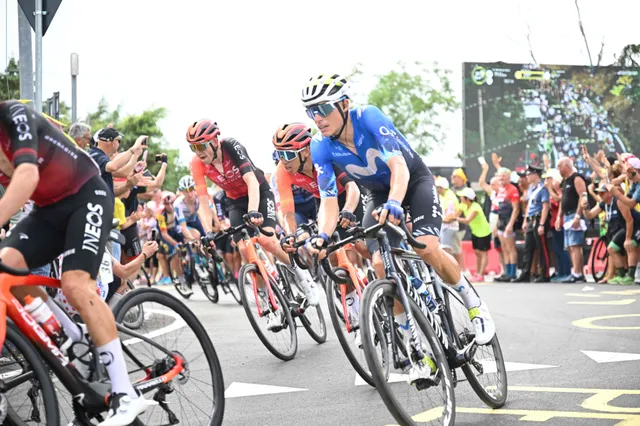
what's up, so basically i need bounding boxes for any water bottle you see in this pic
[256,245,278,281]
[409,276,437,312]
[24,295,65,345]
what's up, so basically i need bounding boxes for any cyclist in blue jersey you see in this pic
[302,74,495,348]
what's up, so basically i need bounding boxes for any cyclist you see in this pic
[187,119,320,306]
[156,191,187,287]
[271,149,318,227]
[301,75,496,350]
[0,100,152,425]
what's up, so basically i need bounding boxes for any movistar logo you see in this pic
[344,148,384,178]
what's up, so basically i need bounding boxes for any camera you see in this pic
[155,154,168,163]
[142,136,149,146]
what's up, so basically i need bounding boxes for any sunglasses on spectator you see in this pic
[275,148,305,162]
[189,143,210,153]
[305,101,341,119]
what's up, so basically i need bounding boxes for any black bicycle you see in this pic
[174,239,220,303]
[589,234,609,283]
[206,237,242,305]
[349,218,507,426]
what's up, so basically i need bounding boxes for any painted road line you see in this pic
[122,308,187,346]
[510,385,640,413]
[355,362,557,386]
[572,314,640,330]
[568,299,636,305]
[601,289,640,296]
[582,350,640,364]
[225,382,307,398]
[565,293,601,298]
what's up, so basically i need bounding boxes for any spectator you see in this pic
[494,168,521,281]
[478,161,504,275]
[68,122,92,150]
[557,157,587,283]
[436,177,461,262]
[515,164,551,282]
[455,188,492,282]
[140,202,159,285]
[450,168,470,269]
[543,168,571,281]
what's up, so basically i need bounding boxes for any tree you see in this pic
[84,98,189,192]
[613,43,640,68]
[365,61,459,155]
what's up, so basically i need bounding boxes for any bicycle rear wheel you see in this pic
[442,283,508,408]
[2,321,60,426]
[281,265,327,344]
[361,279,455,426]
[120,280,145,330]
[238,263,298,361]
[590,236,609,283]
[112,288,225,426]
[220,259,242,305]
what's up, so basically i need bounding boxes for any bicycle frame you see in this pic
[334,244,366,333]
[0,271,185,414]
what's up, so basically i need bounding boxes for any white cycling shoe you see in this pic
[98,392,157,426]
[469,301,496,346]
[297,272,320,306]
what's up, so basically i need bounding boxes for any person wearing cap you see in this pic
[557,157,588,283]
[583,182,640,285]
[437,176,462,260]
[543,168,571,281]
[515,164,551,282]
[454,187,492,282]
[89,128,148,200]
[450,168,470,268]
[493,167,521,281]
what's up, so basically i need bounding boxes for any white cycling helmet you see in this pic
[301,74,351,107]
[178,175,195,191]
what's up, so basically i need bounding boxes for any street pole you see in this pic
[18,7,34,102]
[478,89,486,155]
[70,53,79,122]
[34,0,45,112]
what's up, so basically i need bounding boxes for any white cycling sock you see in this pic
[46,298,82,342]
[454,276,481,309]
[395,312,408,330]
[347,290,360,319]
[98,338,137,398]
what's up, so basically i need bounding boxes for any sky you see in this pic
[1,0,637,173]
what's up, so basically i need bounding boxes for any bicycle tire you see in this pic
[361,279,455,426]
[326,268,385,387]
[238,263,298,361]
[2,321,60,426]
[199,267,220,304]
[112,288,225,426]
[121,280,145,330]
[137,266,152,287]
[591,236,609,283]
[221,259,242,305]
[442,284,508,408]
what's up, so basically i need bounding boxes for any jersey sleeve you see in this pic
[333,164,353,188]
[540,187,550,203]
[270,172,280,209]
[173,198,186,224]
[190,156,209,197]
[311,138,338,199]
[0,101,39,167]
[275,163,296,214]
[223,138,255,176]
[360,106,403,162]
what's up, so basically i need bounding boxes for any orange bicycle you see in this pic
[222,216,326,361]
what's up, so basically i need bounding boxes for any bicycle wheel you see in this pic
[195,256,219,304]
[238,263,298,361]
[442,283,508,408]
[326,268,387,387]
[2,321,60,426]
[361,279,456,426]
[220,259,242,305]
[590,236,609,283]
[112,288,225,426]
[121,280,145,330]
[135,265,152,287]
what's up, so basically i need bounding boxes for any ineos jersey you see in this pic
[0,100,99,206]
[192,137,267,200]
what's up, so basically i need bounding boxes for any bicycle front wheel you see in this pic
[238,264,298,361]
[120,280,145,330]
[361,279,455,426]
[113,288,225,426]
[2,321,60,426]
[590,236,609,283]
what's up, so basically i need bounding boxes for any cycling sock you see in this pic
[628,266,637,278]
[454,276,481,309]
[617,267,626,277]
[98,338,137,398]
[347,290,360,319]
[45,298,82,342]
[395,312,408,330]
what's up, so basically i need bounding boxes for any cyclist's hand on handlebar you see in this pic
[205,231,218,248]
[280,234,297,253]
[142,241,158,257]
[373,200,403,226]
[306,233,329,260]
[338,210,357,229]
[247,211,263,226]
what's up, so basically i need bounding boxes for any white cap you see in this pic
[435,176,449,189]
[456,187,476,200]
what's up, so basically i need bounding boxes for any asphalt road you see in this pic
[164,281,640,426]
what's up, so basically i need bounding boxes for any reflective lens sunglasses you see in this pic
[305,102,339,119]
[183,187,196,193]
[275,148,304,162]
[189,142,210,153]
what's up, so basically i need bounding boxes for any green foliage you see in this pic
[613,44,640,68]
[365,61,459,155]
[84,98,189,192]
[0,58,20,100]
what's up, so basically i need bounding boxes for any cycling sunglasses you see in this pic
[275,148,304,162]
[183,187,196,193]
[305,102,339,119]
[189,142,210,153]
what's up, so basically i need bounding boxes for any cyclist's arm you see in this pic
[179,221,197,241]
[334,166,360,213]
[192,156,220,233]
[312,140,339,237]
[274,165,297,235]
[387,156,410,203]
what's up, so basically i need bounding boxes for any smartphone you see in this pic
[478,157,487,166]
[151,229,157,241]
[142,136,149,146]
[134,162,144,173]
[143,151,149,162]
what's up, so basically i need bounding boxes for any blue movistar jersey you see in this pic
[311,106,430,198]
[270,172,314,205]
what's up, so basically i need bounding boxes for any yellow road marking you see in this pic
[572,314,640,330]
[568,299,636,305]
[565,293,601,298]
[602,290,640,296]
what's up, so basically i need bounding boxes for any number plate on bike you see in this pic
[99,252,114,284]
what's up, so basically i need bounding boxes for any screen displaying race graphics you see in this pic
[462,62,640,178]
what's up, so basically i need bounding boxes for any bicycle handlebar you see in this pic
[0,259,31,276]
[320,258,347,284]
[213,215,274,240]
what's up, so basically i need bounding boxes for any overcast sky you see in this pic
[1,0,636,173]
